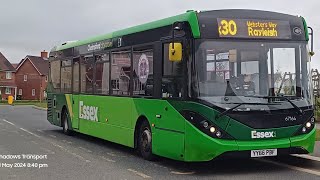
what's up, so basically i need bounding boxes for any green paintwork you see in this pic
[54,11,200,52]
[291,128,316,153]
[133,98,186,161]
[184,121,238,161]
[226,119,301,140]
[168,100,301,141]
[47,93,69,127]
[168,100,230,130]
[47,93,316,162]
[301,17,309,41]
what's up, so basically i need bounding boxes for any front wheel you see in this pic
[62,109,72,135]
[138,121,154,160]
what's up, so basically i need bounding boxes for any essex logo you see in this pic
[251,131,276,139]
[79,101,98,122]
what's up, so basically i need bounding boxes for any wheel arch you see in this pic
[134,115,150,149]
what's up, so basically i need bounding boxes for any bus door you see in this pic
[72,57,80,129]
[152,41,186,160]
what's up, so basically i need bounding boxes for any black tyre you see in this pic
[62,109,72,136]
[138,120,154,160]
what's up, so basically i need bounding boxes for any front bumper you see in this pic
[184,122,316,162]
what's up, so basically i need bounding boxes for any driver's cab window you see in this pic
[270,48,297,96]
[203,48,262,96]
[206,51,231,82]
[233,51,260,95]
[162,43,183,98]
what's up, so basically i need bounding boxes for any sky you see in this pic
[0,0,319,68]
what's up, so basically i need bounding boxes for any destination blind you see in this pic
[217,18,292,39]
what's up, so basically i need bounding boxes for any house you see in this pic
[15,51,49,100]
[0,52,17,100]
[11,63,19,69]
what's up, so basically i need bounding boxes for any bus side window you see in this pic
[80,55,94,94]
[132,46,153,97]
[50,59,61,93]
[162,43,183,98]
[61,59,72,93]
[111,50,131,96]
[95,53,110,95]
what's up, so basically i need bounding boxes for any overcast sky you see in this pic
[0,0,319,68]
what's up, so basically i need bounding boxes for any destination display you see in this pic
[217,18,292,39]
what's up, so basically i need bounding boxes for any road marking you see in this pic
[51,143,63,149]
[1,119,90,163]
[150,163,169,170]
[106,152,127,158]
[2,119,15,126]
[70,152,91,163]
[31,141,38,145]
[127,169,152,179]
[101,156,116,163]
[37,129,44,133]
[49,142,91,163]
[79,147,92,153]
[19,128,41,138]
[170,171,195,175]
[62,140,72,144]
[107,152,117,157]
[292,154,320,162]
[49,135,57,138]
[258,159,320,176]
[40,147,55,154]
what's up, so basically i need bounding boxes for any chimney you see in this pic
[41,50,48,59]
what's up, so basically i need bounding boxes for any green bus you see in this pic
[47,9,316,162]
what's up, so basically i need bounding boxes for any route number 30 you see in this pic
[218,20,237,36]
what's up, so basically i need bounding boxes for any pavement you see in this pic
[0,105,320,180]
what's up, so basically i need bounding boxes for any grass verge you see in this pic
[0,101,47,109]
[316,129,320,141]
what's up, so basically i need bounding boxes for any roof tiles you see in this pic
[0,52,15,72]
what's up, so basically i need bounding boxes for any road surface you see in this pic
[0,105,319,180]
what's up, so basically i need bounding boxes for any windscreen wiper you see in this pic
[215,102,268,120]
[245,96,304,115]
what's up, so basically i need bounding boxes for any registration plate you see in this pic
[251,149,277,157]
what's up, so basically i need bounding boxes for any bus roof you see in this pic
[52,9,309,53]
[53,10,200,52]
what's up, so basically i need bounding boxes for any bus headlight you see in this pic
[306,122,312,128]
[310,117,315,123]
[181,110,234,139]
[216,131,222,138]
[294,116,315,136]
[210,127,216,133]
[302,127,307,133]
[201,121,209,128]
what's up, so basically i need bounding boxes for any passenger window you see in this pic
[95,53,110,94]
[50,60,61,93]
[61,59,72,93]
[80,55,94,93]
[132,47,153,96]
[73,58,80,93]
[111,50,131,96]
